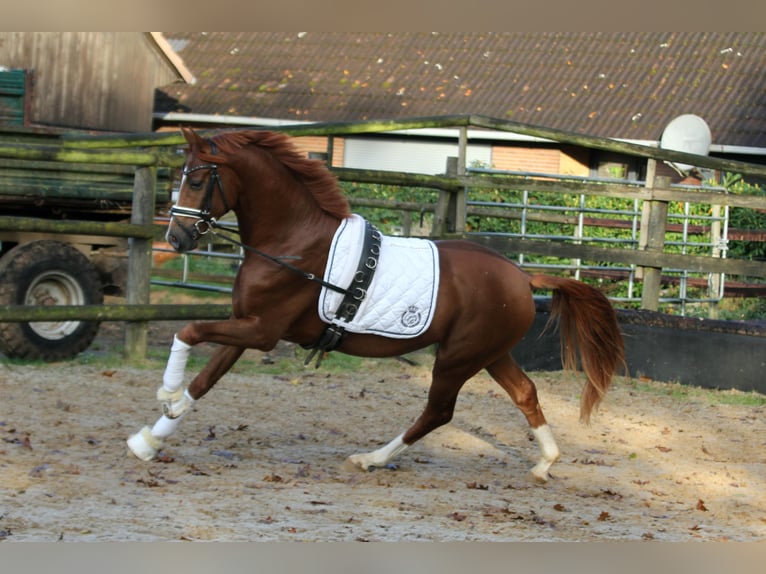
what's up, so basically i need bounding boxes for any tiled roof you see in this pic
[157,32,766,147]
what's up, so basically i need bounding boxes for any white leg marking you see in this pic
[348,433,408,470]
[529,424,561,482]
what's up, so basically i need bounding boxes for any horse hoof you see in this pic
[529,464,551,483]
[127,426,162,461]
[347,454,374,472]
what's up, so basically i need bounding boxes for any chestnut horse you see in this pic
[127,127,625,481]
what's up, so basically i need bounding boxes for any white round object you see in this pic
[660,114,712,174]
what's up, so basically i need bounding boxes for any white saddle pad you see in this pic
[318,214,440,338]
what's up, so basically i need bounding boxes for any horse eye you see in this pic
[188,178,204,191]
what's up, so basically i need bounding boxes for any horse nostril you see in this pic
[167,233,180,250]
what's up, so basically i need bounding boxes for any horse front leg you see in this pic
[126,335,245,461]
[127,315,284,461]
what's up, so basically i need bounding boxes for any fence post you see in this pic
[432,157,459,237]
[639,161,670,311]
[124,165,156,360]
[454,126,467,232]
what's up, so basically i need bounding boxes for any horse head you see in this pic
[166,127,234,253]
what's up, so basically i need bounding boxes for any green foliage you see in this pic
[339,172,765,317]
[340,181,438,235]
[717,173,766,260]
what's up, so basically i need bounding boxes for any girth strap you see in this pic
[334,220,382,323]
[304,220,382,367]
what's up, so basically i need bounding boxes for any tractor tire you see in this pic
[0,240,104,361]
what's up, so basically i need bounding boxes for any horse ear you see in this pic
[180,126,204,147]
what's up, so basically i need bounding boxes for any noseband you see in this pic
[170,142,230,240]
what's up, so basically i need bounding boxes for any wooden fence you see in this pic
[2,115,766,359]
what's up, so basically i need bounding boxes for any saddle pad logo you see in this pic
[401,305,423,328]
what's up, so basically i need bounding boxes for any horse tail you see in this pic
[529,275,626,423]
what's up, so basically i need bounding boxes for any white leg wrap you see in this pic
[529,424,560,482]
[161,389,195,419]
[162,334,192,392]
[151,414,184,439]
[129,336,194,462]
[127,412,189,462]
[127,425,164,461]
[348,433,408,470]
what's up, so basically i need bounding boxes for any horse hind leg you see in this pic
[486,354,560,482]
[348,359,475,471]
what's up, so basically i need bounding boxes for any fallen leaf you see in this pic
[449,512,467,522]
[187,464,209,476]
[656,445,672,453]
[696,499,708,512]
[597,511,610,522]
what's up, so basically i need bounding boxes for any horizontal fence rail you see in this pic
[2,115,766,359]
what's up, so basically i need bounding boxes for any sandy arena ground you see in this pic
[1,321,765,541]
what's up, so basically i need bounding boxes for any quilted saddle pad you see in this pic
[318,214,440,338]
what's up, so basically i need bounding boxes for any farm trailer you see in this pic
[0,125,173,361]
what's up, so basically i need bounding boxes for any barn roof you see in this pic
[156,32,766,148]
[147,32,196,85]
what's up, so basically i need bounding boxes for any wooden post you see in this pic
[124,165,156,360]
[454,127,467,232]
[639,163,670,311]
[432,156,459,237]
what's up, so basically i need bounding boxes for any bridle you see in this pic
[168,142,354,297]
[169,162,229,242]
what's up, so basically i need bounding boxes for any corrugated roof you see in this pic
[156,32,766,147]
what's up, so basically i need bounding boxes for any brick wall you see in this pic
[491,144,591,176]
[292,135,345,168]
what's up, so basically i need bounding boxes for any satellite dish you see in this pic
[660,114,711,177]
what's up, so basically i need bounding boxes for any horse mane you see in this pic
[201,130,351,219]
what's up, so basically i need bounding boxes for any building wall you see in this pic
[559,146,591,177]
[491,145,561,174]
[0,32,181,132]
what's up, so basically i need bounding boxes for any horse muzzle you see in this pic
[166,218,200,253]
